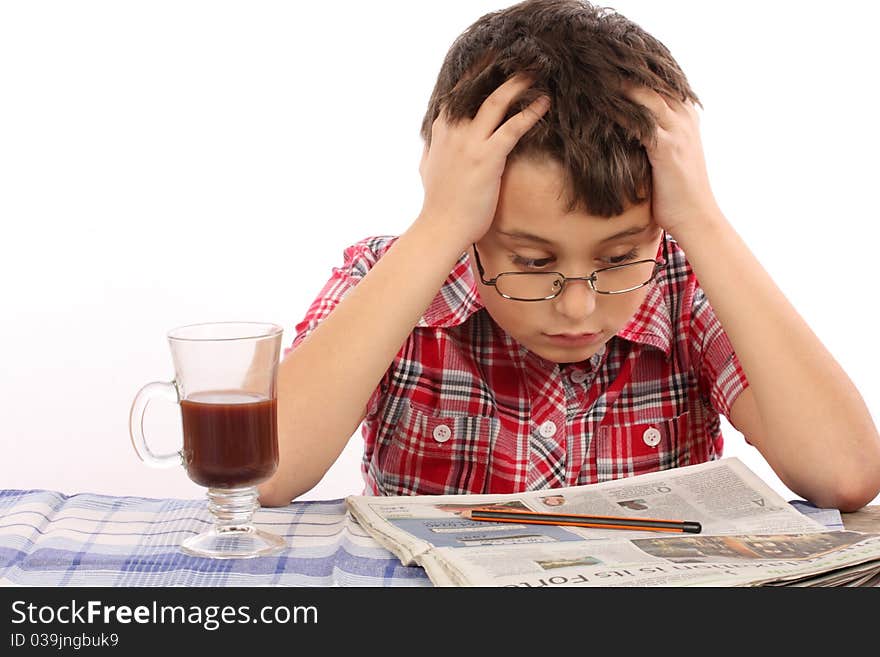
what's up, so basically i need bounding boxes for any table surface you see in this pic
[0,489,431,587]
[1,489,877,587]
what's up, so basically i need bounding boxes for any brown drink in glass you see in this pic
[181,391,278,489]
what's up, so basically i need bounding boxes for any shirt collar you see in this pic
[416,251,485,328]
[615,274,673,357]
[615,232,675,356]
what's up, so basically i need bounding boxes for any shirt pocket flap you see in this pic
[596,412,691,481]
[392,403,498,458]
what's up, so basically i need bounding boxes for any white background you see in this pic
[1,1,878,506]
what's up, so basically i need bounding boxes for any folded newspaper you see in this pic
[345,458,880,586]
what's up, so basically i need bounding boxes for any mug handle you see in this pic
[129,380,184,468]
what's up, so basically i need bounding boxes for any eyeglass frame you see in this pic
[471,230,669,302]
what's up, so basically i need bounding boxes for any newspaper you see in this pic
[345,457,880,586]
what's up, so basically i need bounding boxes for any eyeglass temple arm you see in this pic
[471,244,495,284]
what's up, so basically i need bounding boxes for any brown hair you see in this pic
[419,0,701,218]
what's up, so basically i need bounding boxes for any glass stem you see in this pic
[206,486,259,530]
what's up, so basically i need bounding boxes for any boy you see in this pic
[258,0,880,511]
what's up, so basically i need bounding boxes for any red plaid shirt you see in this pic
[289,233,749,496]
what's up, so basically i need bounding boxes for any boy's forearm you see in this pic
[673,212,880,508]
[259,215,471,506]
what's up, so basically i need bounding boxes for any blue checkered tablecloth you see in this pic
[0,489,432,587]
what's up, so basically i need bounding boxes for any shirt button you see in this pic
[642,427,662,448]
[539,420,558,438]
[570,369,588,384]
[432,424,452,443]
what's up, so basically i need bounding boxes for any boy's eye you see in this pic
[509,254,555,270]
[603,248,640,266]
[509,247,641,270]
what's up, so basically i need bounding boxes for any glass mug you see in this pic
[129,322,285,559]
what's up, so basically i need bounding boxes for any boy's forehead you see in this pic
[500,156,568,205]
[495,157,652,245]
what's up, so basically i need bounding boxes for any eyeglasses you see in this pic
[472,233,667,302]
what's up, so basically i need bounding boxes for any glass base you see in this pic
[181,485,286,559]
[181,525,286,559]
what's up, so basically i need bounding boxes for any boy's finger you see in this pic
[472,72,538,139]
[489,95,551,155]
[623,84,675,131]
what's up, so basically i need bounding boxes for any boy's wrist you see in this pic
[669,207,729,254]
[409,211,474,260]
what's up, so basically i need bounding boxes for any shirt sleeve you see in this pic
[284,235,398,419]
[688,286,750,419]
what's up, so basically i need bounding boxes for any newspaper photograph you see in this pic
[345,457,880,586]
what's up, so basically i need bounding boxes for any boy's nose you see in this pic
[553,279,597,319]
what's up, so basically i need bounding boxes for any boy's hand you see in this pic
[418,73,550,247]
[621,83,722,235]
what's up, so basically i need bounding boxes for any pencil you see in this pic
[466,508,702,534]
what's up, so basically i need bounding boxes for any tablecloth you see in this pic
[0,489,432,587]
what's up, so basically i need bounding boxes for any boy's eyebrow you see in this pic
[496,229,556,245]
[497,224,652,246]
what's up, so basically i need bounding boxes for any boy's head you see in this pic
[420,0,699,364]
[420,0,700,218]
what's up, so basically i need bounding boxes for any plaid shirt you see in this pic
[290,232,749,496]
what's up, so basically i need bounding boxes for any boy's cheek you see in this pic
[481,299,539,342]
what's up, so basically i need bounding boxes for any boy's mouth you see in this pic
[543,331,604,346]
